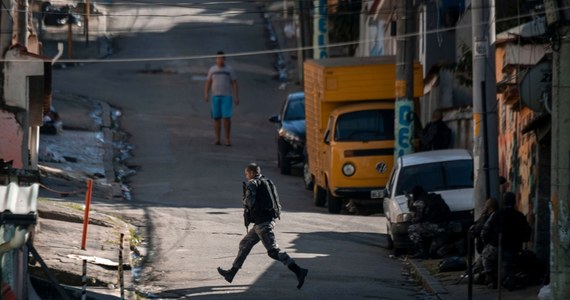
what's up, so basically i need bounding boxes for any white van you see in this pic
[382,149,474,255]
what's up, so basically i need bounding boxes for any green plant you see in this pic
[328,0,362,56]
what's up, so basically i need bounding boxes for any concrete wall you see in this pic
[419,3,457,76]
[494,41,553,264]
[0,110,24,168]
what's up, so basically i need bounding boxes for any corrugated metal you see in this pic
[437,107,473,152]
[0,183,39,215]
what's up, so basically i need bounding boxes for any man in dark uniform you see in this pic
[420,109,452,151]
[481,192,531,290]
[407,185,451,258]
[217,163,309,289]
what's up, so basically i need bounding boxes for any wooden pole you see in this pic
[67,20,73,59]
[119,233,125,299]
[81,259,87,300]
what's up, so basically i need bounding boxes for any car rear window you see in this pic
[334,109,395,142]
[395,159,473,196]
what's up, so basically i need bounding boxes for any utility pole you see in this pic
[302,0,312,60]
[16,0,28,45]
[471,0,499,218]
[312,0,328,59]
[550,20,570,300]
[543,0,570,295]
[294,0,304,84]
[394,0,416,158]
[85,0,90,45]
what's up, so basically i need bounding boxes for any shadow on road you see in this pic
[150,231,420,299]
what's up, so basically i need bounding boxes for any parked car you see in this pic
[269,92,305,175]
[42,2,82,27]
[382,149,474,255]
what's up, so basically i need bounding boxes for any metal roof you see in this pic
[399,149,472,167]
[0,182,39,215]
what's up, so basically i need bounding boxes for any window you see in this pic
[395,159,473,196]
[283,98,305,121]
[334,109,395,142]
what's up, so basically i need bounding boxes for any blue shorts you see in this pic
[210,95,233,119]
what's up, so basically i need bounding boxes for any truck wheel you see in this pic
[303,161,314,190]
[313,185,326,207]
[327,189,342,214]
[278,153,291,175]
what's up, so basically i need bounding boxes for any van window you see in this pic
[395,159,473,196]
[334,109,395,142]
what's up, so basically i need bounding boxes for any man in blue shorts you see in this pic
[204,51,240,146]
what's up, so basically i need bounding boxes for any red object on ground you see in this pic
[2,282,17,300]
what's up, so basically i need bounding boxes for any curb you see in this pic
[100,100,118,195]
[407,258,450,299]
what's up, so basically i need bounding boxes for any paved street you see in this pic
[49,1,432,299]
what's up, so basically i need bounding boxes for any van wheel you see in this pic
[313,185,326,207]
[278,153,291,175]
[327,189,342,214]
[303,160,314,190]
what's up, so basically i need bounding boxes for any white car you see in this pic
[382,149,474,255]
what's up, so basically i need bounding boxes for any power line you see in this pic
[3,11,548,65]
[0,3,554,63]
[36,7,549,38]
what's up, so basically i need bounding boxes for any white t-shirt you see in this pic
[207,65,237,96]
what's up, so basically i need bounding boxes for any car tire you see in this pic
[386,224,394,250]
[313,185,326,207]
[278,152,291,175]
[327,188,342,214]
[303,160,313,190]
[393,246,405,256]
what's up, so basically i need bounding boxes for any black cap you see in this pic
[411,185,425,198]
[503,192,516,207]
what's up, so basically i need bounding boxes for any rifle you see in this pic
[242,182,251,233]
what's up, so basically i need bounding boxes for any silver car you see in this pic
[382,149,474,255]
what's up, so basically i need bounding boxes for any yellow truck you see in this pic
[303,56,423,213]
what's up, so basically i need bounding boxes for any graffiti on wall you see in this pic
[497,101,537,216]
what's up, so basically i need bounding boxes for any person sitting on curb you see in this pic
[407,185,451,259]
[469,197,499,285]
[481,192,532,290]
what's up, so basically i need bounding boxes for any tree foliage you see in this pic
[328,0,362,56]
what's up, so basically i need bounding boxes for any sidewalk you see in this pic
[407,258,543,300]
[33,85,138,299]
[33,31,134,298]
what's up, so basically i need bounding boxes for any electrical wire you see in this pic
[11,1,562,20]
[1,3,561,64]
[32,7,551,38]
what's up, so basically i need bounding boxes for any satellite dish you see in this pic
[519,60,551,112]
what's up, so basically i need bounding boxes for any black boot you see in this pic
[288,262,308,289]
[410,247,428,259]
[217,267,238,283]
[486,273,498,289]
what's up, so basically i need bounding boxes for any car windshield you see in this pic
[334,109,395,142]
[395,159,473,196]
[283,98,305,121]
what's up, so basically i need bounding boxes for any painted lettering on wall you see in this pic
[313,0,329,59]
[395,100,414,158]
